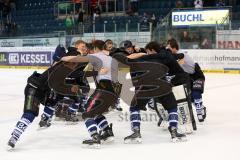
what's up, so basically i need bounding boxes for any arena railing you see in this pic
[54,0,127,19]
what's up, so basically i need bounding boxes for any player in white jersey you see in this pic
[167,38,206,122]
[61,40,118,148]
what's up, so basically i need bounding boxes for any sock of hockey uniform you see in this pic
[95,115,108,131]
[130,106,141,131]
[80,94,88,110]
[85,118,98,136]
[68,103,79,114]
[115,98,122,110]
[167,107,178,128]
[192,90,204,120]
[42,106,55,119]
[10,112,35,144]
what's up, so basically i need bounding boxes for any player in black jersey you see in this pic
[7,46,95,149]
[110,41,188,142]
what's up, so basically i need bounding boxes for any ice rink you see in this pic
[0,69,240,160]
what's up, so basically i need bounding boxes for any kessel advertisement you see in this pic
[0,52,52,66]
[0,53,7,64]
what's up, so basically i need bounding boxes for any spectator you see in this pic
[191,33,200,43]
[108,0,114,12]
[176,0,184,8]
[77,8,84,24]
[92,4,101,21]
[70,11,76,34]
[140,12,149,23]
[140,12,150,31]
[150,14,157,28]
[2,0,11,17]
[158,15,164,22]
[0,1,4,17]
[180,31,192,49]
[11,22,17,36]
[126,4,134,16]
[9,0,15,11]
[70,11,75,24]
[201,38,212,49]
[130,0,138,13]
[4,20,11,36]
[65,14,74,35]
[94,5,101,17]
[72,0,81,12]
[194,0,203,9]
[216,0,225,7]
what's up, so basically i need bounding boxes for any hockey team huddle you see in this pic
[7,38,206,149]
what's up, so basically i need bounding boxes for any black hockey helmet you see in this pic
[122,40,133,49]
[66,47,80,56]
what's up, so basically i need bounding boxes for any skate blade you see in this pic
[65,121,79,125]
[82,143,101,149]
[6,145,14,151]
[54,117,65,121]
[171,137,187,143]
[124,138,142,144]
[198,121,205,125]
[37,127,50,131]
[101,137,114,144]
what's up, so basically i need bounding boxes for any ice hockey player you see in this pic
[167,38,206,122]
[104,39,123,112]
[39,40,90,126]
[7,45,93,149]
[6,62,78,149]
[110,41,188,143]
[120,40,146,55]
[61,40,118,148]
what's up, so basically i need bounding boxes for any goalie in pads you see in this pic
[150,83,196,134]
[167,38,206,123]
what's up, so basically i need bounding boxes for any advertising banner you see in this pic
[0,38,65,47]
[0,52,52,67]
[172,9,229,27]
[184,49,240,73]
[0,39,22,47]
[216,30,240,49]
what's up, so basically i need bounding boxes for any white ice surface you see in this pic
[0,69,240,160]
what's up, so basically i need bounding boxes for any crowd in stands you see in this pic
[0,0,15,17]
[0,0,17,36]
[0,0,237,38]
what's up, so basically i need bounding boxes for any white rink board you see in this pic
[183,49,240,71]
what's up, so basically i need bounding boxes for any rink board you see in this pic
[1,48,240,74]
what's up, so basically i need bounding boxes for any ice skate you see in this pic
[168,126,187,142]
[39,114,52,128]
[124,128,142,144]
[100,123,114,143]
[82,133,101,149]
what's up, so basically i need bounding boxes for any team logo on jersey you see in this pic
[9,53,19,64]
